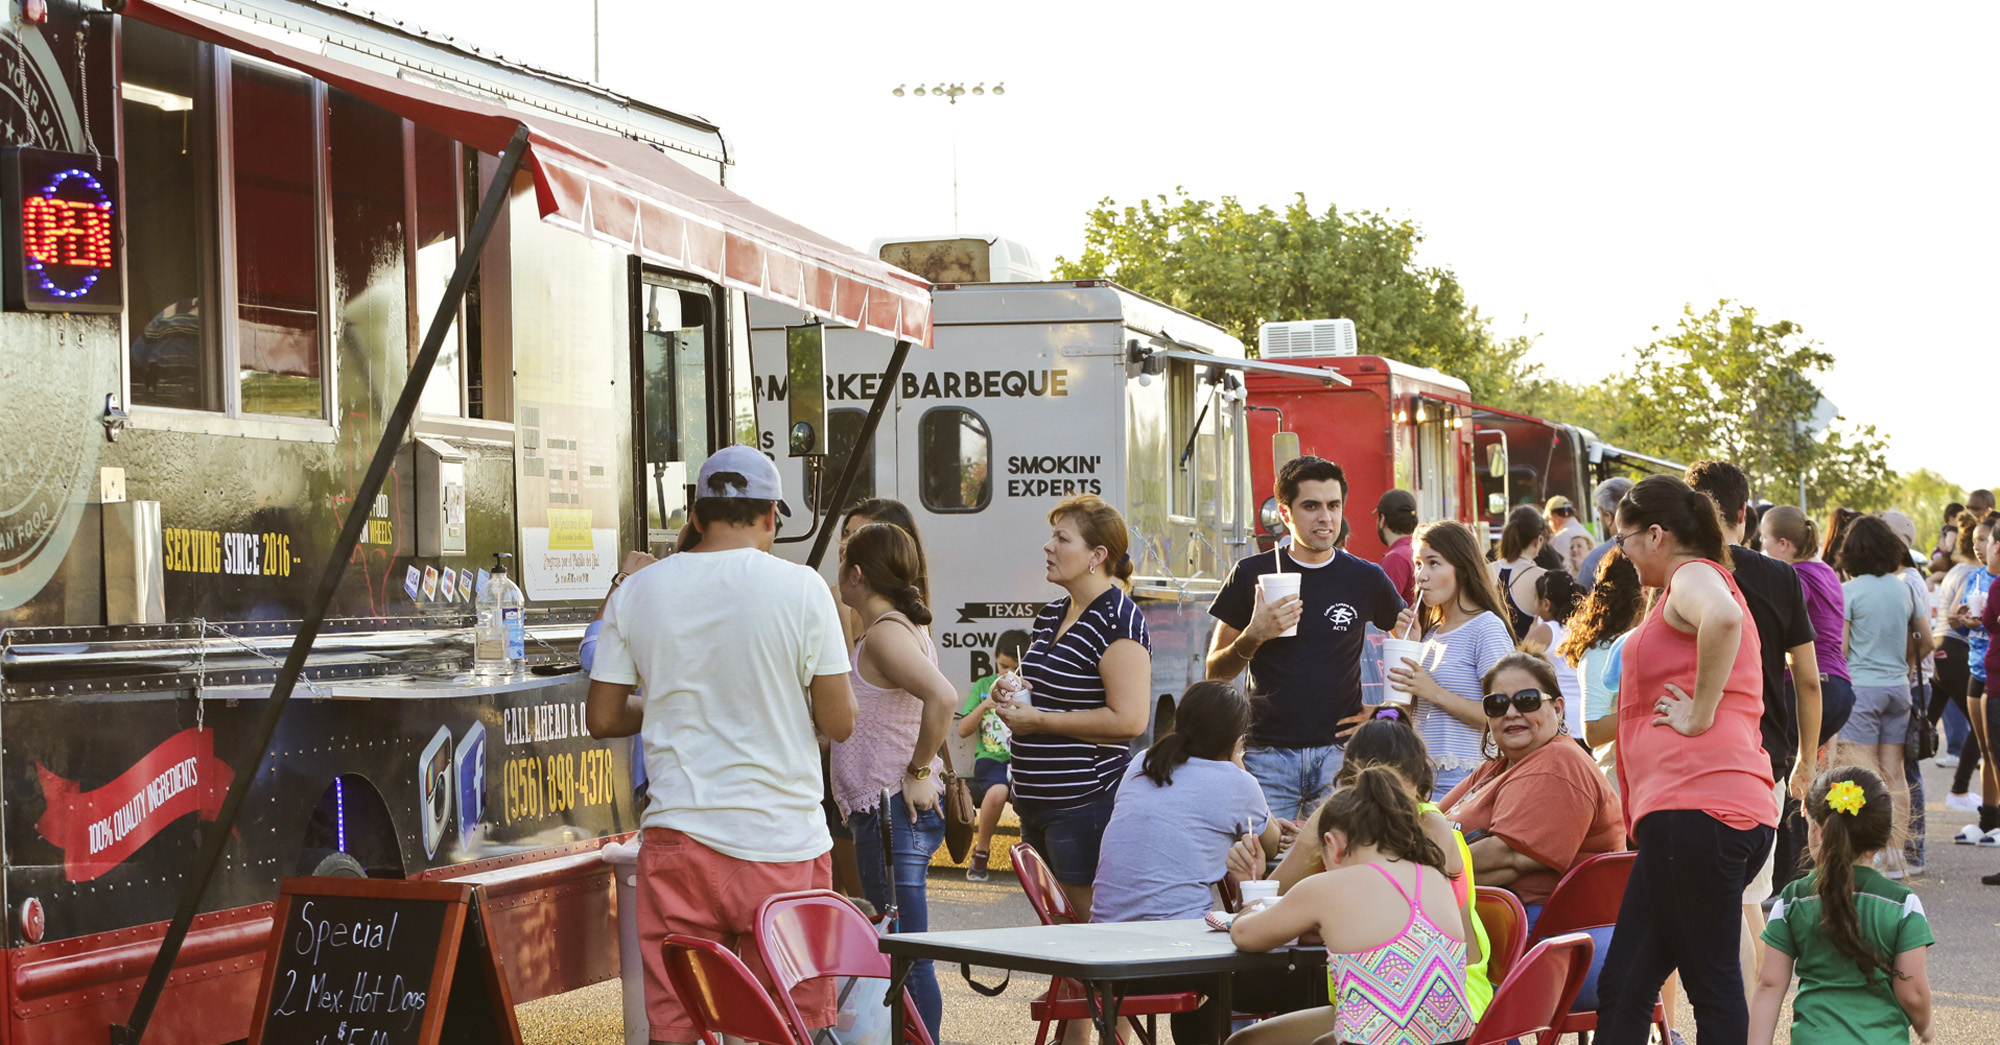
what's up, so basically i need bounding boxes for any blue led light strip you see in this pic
[23,167,113,299]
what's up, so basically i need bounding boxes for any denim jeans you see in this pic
[1243,743,1346,822]
[849,794,946,1043]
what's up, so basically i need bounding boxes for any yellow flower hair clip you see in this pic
[1826,780,1867,816]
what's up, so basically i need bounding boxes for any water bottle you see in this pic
[475,552,526,678]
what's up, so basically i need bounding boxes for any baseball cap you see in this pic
[1879,509,1916,548]
[695,445,792,516]
[1545,495,1575,516]
[1376,489,1417,517]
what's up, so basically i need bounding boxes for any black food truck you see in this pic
[0,1,931,1041]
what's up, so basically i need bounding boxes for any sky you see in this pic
[384,0,1997,490]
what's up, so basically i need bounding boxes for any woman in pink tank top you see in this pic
[829,522,958,1042]
[1597,476,1777,1045]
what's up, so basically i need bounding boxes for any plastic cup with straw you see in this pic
[1380,590,1423,706]
[1258,547,1302,638]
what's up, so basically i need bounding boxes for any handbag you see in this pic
[1906,679,1939,762]
[941,753,978,863]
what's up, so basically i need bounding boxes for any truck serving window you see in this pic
[918,407,991,513]
[809,408,875,513]
[120,25,500,429]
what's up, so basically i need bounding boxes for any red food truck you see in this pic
[1242,322,1479,560]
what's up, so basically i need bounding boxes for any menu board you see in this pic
[248,877,521,1045]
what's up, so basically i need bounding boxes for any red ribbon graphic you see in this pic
[35,729,234,882]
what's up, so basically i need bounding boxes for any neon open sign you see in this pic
[4,147,122,314]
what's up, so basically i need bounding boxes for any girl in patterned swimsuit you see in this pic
[1228,765,1475,1045]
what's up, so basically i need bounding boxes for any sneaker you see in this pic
[965,850,990,882]
[1876,851,1906,880]
[1982,829,2000,848]
[1947,791,1982,812]
[1957,823,1986,845]
[1936,754,1961,768]
[1983,870,2000,886]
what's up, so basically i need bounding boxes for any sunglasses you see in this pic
[1482,688,1552,717]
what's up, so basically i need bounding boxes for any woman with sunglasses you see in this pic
[1597,474,1777,1045]
[1439,652,1623,927]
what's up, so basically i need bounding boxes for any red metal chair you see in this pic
[1215,874,1243,913]
[1008,843,1203,1045]
[754,889,936,1045]
[1467,932,1595,1045]
[1527,851,1667,1042]
[1474,886,1530,987]
[661,933,807,1045]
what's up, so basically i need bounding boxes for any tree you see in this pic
[1051,190,1535,401]
[1566,301,1895,513]
[1879,469,1965,556]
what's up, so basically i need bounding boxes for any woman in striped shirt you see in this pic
[995,495,1153,916]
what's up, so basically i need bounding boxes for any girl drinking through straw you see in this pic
[1751,766,1935,1045]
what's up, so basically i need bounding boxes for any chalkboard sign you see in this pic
[249,877,522,1045]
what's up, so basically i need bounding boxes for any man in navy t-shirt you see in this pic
[1206,456,1405,821]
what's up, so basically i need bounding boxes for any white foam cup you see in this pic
[1239,880,1279,909]
[1381,638,1426,705]
[1258,573,1303,638]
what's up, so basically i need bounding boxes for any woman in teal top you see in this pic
[1752,766,1934,1044]
[1838,517,1933,877]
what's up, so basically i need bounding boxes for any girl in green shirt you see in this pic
[1752,766,1935,1044]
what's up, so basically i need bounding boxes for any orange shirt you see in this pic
[1616,559,1777,832]
[1442,739,1626,906]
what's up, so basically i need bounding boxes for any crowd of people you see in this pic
[582,442,1956,1045]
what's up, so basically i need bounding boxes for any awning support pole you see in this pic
[805,338,911,570]
[111,124,533,1045]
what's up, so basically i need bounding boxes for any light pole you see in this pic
[891,81,1005,233]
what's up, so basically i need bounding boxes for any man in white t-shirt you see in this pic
[587,445,856,1044]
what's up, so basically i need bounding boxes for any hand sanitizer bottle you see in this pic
[475,552,526,678]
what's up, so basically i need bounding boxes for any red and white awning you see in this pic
[125,0,933,346]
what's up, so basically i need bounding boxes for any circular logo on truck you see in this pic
[0,28,101,611]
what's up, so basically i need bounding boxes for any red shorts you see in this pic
[636,827,834,1039]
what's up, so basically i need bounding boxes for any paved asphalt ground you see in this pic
[519,759,2000,1044]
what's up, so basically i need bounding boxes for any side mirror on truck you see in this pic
[1272,430,1300,478]
[786,322,827,457]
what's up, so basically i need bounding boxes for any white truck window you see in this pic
[918,407,991,513]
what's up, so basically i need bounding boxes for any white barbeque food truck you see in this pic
[750,279,1347,766]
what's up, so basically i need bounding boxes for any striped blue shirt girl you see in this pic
[1010,587,1151,806]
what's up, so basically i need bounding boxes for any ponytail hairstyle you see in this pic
[1535,569,1584,625]
[843,498,931,606]
[840,522,933,626]
[1315,764,1453,877]
[1141,681,1251,786]
[1413,520,1517,641]
[1954,509,1980,562]
[1616,474,1732,570]
[1761,505,1819,562]
[1821,506,1863,567]
[1335,717,1436,801]
[1804,765,1899,983]
[1556,550,1643,666]
[1499,505,1551,563]
[1050,494,1134,585]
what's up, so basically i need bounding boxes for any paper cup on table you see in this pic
[1380,638,1425,706]
[1239,879,1279,911]
[1258,573,1303,637]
